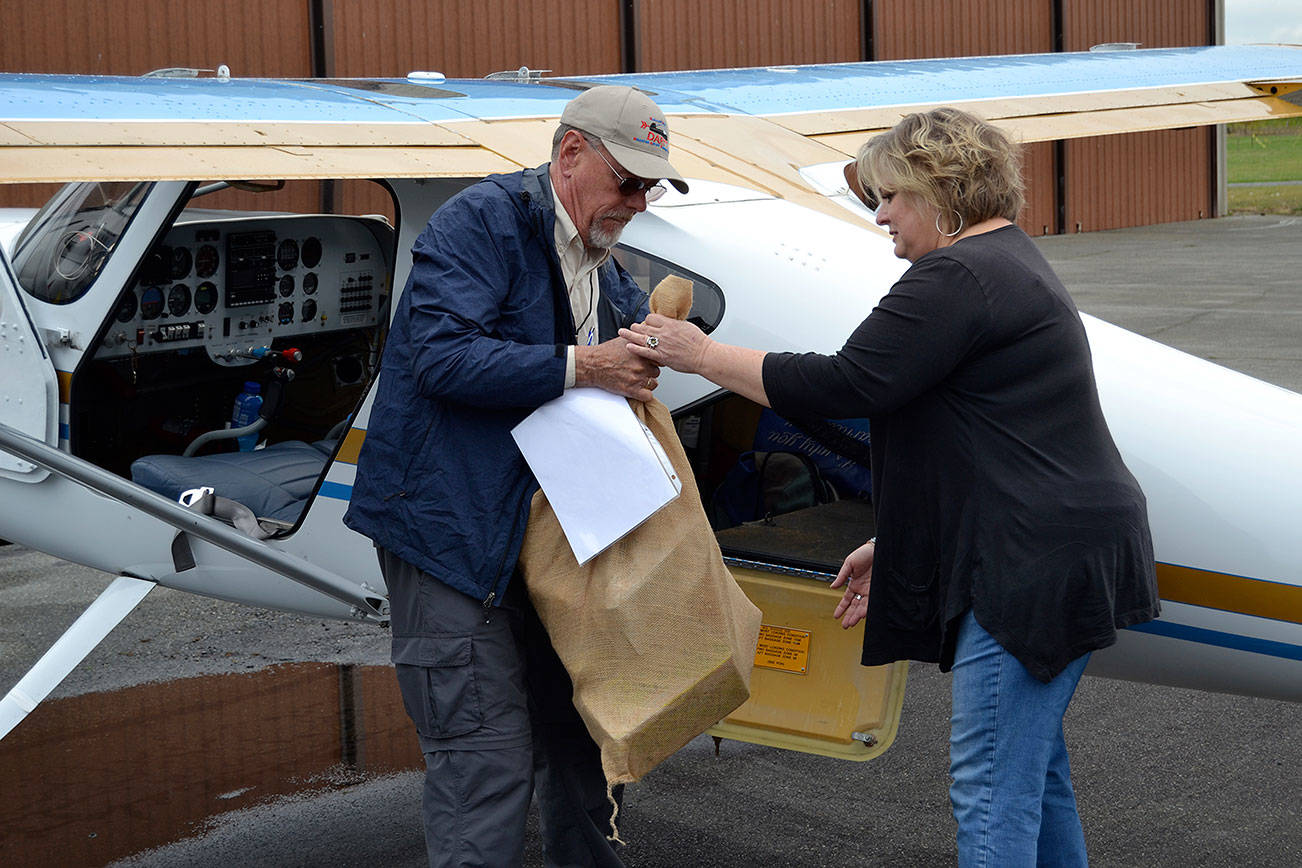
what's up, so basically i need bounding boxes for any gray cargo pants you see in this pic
[378,548,624,868]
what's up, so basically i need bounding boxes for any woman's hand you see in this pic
[621,314,710,374]
[830,539,875,629]
[623,316,773,408]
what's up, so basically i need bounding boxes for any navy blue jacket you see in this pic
[344,165,648,604]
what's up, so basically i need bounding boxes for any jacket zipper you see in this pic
[483,484,531,621]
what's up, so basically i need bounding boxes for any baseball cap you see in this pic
[561,85,689,194]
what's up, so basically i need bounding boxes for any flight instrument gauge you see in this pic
[302,272,318,295]
[170,246,193,279]
[301,298,318,322]
[279,274,295,297]
[140,286,164,320]
[194,282,218,314]
[277,238,299,271]
[301,236,322,269]
[114,288,138,323]
[195,244,219,278]
[168,283,191,317]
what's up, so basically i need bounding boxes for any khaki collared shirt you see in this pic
[551,176,610,388]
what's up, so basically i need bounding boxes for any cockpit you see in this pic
[10,179,397,533]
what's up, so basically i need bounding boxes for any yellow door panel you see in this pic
[711,565,907,761]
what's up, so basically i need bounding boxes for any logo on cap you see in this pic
[636,118,670,154]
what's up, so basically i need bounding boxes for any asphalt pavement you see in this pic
[1,215,1299,867]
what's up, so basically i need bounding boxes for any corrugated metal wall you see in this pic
[0,0,1218,232]
[191,181,395,226]
[0,0,318,213]
[873,0,1053,60]
[333,180,399,226]
[1020,142,1057,236]
[330,0,623,78]
[1064,129,1212,231]
[872,0,1057,235]
[0,184,62,212]
[324,0,621,220]
[0,0,312,76]
[634,0,861,71]
[1062,0,1212,51]
[1060,0,1214,230]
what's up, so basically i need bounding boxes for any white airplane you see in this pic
[1,45,1301,761]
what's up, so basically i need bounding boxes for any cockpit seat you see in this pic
[131,439,337,524]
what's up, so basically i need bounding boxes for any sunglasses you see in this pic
[591,142,666,202]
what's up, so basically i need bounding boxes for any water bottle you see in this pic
[231,381,263,451]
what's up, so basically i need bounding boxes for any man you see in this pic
[344,86,689,867]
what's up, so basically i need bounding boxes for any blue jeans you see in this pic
[949,610,1091,868]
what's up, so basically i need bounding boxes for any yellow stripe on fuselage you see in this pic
[1157,562,1302,625]
[335,427,366,465]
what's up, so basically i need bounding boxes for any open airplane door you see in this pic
[658,390,906,762]
[713,565,907,760]
[0,246,58,484]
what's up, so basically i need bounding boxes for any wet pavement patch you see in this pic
[0,663,419,867]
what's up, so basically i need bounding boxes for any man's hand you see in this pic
[575,338,661,402]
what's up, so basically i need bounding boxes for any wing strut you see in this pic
[0,576,155,740]
[0,420,387,619]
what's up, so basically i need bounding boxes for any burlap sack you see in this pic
[518,275,762,787]
[519,397,761,785]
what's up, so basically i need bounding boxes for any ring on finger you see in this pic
[853,593,863,600]
[646,335,659,349]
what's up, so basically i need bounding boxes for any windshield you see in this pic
[12,181,153,304]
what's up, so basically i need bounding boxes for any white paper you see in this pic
[512,388,682,564]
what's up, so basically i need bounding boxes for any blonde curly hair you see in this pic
[856,107,1024,234]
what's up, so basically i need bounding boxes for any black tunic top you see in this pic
[762,225,1159,681]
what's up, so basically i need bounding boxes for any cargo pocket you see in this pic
[392,635,483,740]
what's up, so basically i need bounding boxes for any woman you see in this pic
[621,107,1159,866]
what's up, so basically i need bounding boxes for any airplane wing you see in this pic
[596,45,1302,145]
[2,45,1300,231]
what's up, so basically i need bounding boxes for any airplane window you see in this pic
[613,245,725,334]
[12,181,152,305]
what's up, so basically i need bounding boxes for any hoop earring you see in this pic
[936,209,964,238]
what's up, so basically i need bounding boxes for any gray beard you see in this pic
[587,213,627,250]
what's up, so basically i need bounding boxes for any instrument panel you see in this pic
[96,214,391,364]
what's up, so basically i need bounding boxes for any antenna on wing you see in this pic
[141,65,232,80]
[485,66,551,83]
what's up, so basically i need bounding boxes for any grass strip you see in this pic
[1227,184,1302,216]
[1227,132,1302,184]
